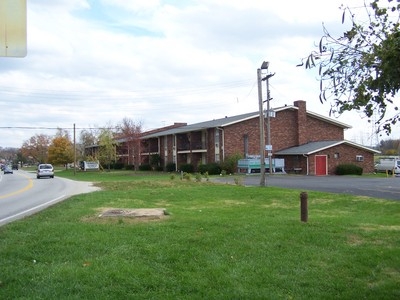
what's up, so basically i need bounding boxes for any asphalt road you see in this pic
[213,174,400,201]
[0,170,100,226]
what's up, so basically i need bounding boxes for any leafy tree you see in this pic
[300,0,400,134]
[20,134,51,163]
[98,127,117,171]
[48,129,74,167]
[16,151,27,167]
[116,117,142,169]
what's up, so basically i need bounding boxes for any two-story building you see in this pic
[138,100,379,175]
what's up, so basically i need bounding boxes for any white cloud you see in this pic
[0,0,397,149]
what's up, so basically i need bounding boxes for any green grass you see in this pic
[1,171,400,299]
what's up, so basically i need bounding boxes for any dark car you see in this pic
[12,164,18,170]
[3,166,13,174]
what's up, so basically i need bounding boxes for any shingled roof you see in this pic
[275,140,380,155]
[141,104,351,139]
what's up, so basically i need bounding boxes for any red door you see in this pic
[315,155,327,176]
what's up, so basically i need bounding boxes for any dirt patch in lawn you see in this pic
[82,208,169,224]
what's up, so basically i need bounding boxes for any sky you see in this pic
[0,0,398,148]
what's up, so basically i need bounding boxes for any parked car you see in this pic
[12,164,18,170]
[3,166,13,174]
[37,164,54,179]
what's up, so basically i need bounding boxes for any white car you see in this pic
[37,164,54,179]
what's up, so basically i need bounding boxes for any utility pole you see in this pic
[258,61,269,186]
[264,72,275,174]
[73,123,76,176]
[257,68,266,186]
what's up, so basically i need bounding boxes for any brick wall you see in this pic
[270,101,344,152]
[220,101,346,158]
[294,100,308,145]
[270,108,298,151]
[223,118,260,157]
[309,144,375,175]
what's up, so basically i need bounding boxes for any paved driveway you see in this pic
[213,175,400,201]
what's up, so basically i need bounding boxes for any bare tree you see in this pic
[116,117,143,170]
[79,127,100,160]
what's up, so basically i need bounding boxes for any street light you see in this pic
[257,61,269,186]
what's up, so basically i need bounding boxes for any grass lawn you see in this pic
[1,170,399,299]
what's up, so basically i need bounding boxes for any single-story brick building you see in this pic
[137,100,379,175]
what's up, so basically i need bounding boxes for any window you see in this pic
[243,134,248,157]
[356,155,364,162]
[334,152,340,159]
[215,130,220,148]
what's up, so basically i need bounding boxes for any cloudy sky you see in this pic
[0,0,396,148]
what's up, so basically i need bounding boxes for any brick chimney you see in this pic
[294,100,307,145]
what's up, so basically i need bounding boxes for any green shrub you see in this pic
[182,172,191,181]
[234,176,243,185]
[166,162,176,172]
[125,164,135,170]
[197,164,208,174]
[150,154,161,169]
[221,153,243,174]
[195,173,202,182]
[111,162,125,170]
[335,164,363,175]
[180,163,194,173]
[198,163,221,175]
[139,164,152,171]
[110,162,125,170]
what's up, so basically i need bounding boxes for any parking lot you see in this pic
[213,175,400,201]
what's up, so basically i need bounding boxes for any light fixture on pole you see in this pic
[257,61,269,186]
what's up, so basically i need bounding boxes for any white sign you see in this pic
[265,145,272,151]
[81,161,100,171]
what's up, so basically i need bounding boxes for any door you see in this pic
[315,155,327,176]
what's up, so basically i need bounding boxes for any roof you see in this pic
[142,111,258,138]
[141,104,352,139]
[275,140,380,155]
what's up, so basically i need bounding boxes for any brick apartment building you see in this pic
[136,100,379,175]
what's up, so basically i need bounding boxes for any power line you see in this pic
[0,126,110,130]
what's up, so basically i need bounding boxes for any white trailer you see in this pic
[374,157,400,175]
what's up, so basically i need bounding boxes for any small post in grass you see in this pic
[300,191,308,223]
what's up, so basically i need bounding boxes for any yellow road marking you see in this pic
[0,173,34,199]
